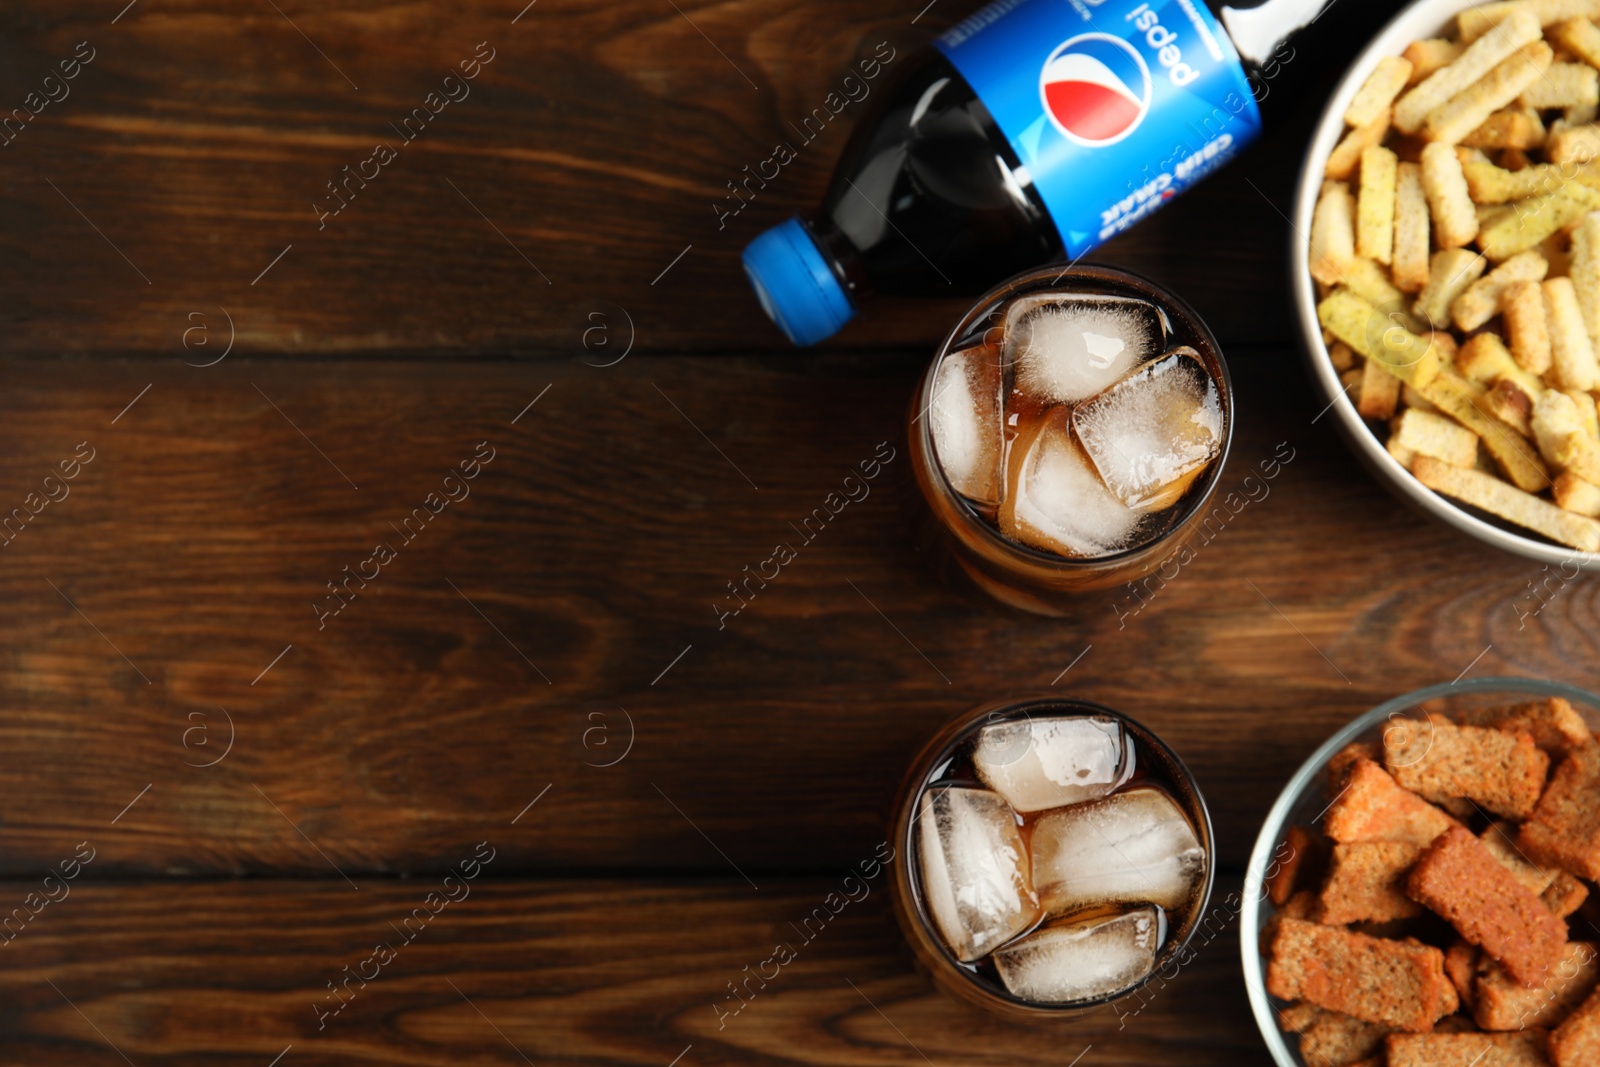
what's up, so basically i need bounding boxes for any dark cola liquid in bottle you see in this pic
[742,0,1369,346]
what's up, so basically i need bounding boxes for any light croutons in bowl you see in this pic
[1295,0,1600,568]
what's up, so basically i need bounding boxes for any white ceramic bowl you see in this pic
[1239,676,1600,1066]
[1292,0,1600,570]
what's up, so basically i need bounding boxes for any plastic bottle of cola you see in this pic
[742,0,1367,346]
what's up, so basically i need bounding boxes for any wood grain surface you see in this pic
[0,348,1591,886]
[1,0,1587,1064]
[0,877,1265,1065]
[0,0,1379,356]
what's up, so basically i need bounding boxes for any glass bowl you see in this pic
[1240,676,1600,1066]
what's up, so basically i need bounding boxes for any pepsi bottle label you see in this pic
[936,0,1263,259]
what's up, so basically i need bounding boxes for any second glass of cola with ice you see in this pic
[909,265,1234,614]
[889,695,1214,1017]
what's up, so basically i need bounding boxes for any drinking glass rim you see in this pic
[913,262,1237,570]
[895,692,1217,1015]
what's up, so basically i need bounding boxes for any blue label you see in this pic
[937,0,1263,258]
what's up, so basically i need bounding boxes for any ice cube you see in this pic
[997,408,1146,557]
[993,906,1160,1004]
[1073,348,1224,511]
[973,716,1131,813]
[929,342,1005,507]
[917,786,1041,962]
[1031,787,1205,915]
[1005,294,1165,404]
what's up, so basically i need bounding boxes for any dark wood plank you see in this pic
[0,876,1269,1065]
[0,348,1591,878]
[0,2,1539,1061]
[0,0,1356,356]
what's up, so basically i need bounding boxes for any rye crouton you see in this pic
[1326,759,1460,847]
[1263,887,1322,955]
[1384,713,1550,819]
[1267,918,1459,1031]
[1279,1000,1323,1032]
[1520,743,1600,881]
[1300,1009,1395,1066]
[1320,842,1427,924]
[1446,941,1481,1010]
[1543,872,1590,918]
[1277,1000,1394,1065]
[1482,821,1562,896]
[1408,825,1570,988]
[1483,824,1592,916]
[1268,824,1319,906]
[1436,796,1479,820]
[1551,985,1600,1066]
[1475,942,1599,1030]
[1387,1030,1551,1066]
[1332,741,1381,782]
[1488,698,1593,759]
[1283,888,1319,920]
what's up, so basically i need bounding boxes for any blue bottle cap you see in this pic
[742,218,855,347]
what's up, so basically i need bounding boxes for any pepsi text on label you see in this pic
[1127,3,1201,87]
[936,0,1263,259]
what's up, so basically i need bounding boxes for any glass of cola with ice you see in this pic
[889,695,1214,1017]
[909,265,1234,614]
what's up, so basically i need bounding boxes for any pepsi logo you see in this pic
[1039,34,1152,147]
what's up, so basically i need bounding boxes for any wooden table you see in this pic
[0,1,1581,1063]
